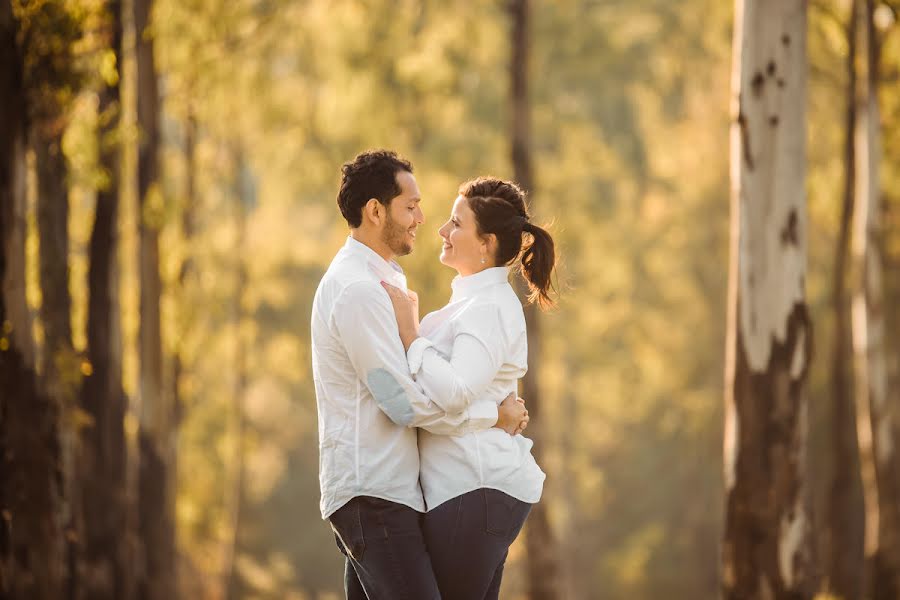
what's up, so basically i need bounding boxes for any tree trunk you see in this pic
[0,4,66,598]
[79,0,128,596]
[33,109,82,600]
[851,1,900,597]
[722,2,816,598]
[0,0,33,372]
[508,1,562,598]
[224,149,251,600]
[170,108,195,597]
[171,107,196,499]
[825,4,865,598]
[133,0,173,597]
[558,351,579,600]
[34,131,75,392]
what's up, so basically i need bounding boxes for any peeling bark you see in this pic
[723,1,816,598]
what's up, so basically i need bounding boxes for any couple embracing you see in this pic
[311,149,558,600]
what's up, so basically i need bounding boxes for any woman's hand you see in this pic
[380,281,420,350]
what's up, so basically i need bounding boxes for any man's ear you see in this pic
[363,198,383,226]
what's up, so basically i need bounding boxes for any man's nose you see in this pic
[416,207,425,224]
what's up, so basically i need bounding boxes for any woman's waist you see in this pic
[418,428,538,466]
[419,443,546,508]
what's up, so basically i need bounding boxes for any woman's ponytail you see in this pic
[519,221,557,308]
[460,177,559,310]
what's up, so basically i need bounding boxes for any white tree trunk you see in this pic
[723,1,815,598]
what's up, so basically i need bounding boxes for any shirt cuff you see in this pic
[406,337,434,375]
[466,401,499,431]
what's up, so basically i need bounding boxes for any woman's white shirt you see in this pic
[406,266,546,511]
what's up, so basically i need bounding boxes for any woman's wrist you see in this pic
[400,327,419,351]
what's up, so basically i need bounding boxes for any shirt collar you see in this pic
[450,267,510,300]
[343,236,407,289]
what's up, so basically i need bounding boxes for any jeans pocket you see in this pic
[484,489,518,538]
[330,499,367,562]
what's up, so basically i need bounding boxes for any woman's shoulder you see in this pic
[455,289,525,333]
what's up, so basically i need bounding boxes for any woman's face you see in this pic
[438,195,489,276]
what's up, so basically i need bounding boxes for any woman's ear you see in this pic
[363,198,383,226]
[484,233,498,257]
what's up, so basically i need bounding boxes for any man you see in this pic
[311,150,528,599]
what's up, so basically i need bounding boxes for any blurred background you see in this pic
[2,0,900,598]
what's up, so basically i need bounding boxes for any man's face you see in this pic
[382,170,424,257]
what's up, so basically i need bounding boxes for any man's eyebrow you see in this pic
[409,197,421,204]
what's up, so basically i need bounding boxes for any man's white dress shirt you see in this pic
[311,237,499,519]
[407,267,546,511]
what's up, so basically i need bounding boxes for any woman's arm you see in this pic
[380,282,527,435]
[406,301,510,414]
[406,332,499,411]
[333,280,497,429]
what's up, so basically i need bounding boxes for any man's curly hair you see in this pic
[337,150,413,228]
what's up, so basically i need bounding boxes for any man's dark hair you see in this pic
[337,150,414,228]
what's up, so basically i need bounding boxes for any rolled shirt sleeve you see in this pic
[330,280,497,433]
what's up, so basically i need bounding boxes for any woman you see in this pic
[380,176,557,600]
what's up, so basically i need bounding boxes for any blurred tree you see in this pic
[133,0,175,596]
[825,2,866,598]
[34,125,75,390]
[509,1,563,599]
[880,17,900,587]
[79,0,130,596]
[851,1,900,597]
[224,147,253,600]
[168,105,200,599]
[722,1,816,598]
[24,2,88,591]
[0,4,67,598]
[0,2,33,371]
[24,0,83,409]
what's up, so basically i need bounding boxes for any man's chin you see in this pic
[392,242,413,257]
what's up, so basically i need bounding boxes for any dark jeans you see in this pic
[329,496,440,600]
[423,488,532,600]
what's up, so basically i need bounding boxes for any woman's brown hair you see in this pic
[459,177,557,308]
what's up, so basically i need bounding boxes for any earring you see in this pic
[480,250,486,264]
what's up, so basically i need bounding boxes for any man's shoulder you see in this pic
[318,259,389,315]
[318,252,372,293]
